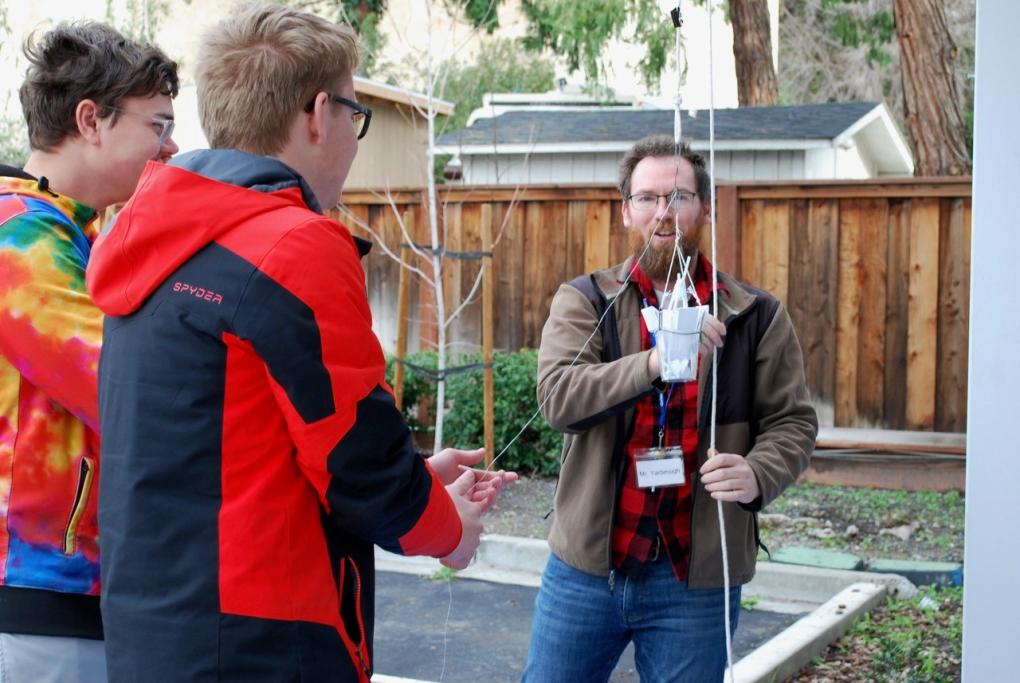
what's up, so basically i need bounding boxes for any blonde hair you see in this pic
[195,2,360,155]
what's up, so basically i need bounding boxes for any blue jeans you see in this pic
[521,553,740,683]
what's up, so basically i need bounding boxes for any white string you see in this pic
[705,0,736,678]
[438,578,452,681]
[665,0,686,310]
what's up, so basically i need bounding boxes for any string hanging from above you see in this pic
[657,1,735,679]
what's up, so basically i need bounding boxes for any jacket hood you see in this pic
[0,164,35,181]
[86,149,323,316]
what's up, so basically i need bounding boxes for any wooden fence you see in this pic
[333,187,631,356]
[333,178,971,434]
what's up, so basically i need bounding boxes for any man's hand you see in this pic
[699,448,760,504]
[440,469,486,569]
[647,313,726,379]
[700,314,726,356]
[428,447,518,513]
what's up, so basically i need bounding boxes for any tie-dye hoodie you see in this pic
[0,175,103,638]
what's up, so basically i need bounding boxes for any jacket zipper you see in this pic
[63,457,95,555]
[342,557,371,679]
[606,414,632,594]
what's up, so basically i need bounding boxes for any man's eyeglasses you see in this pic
[104,105,175,146]
[304,93,372,140]
[627,190,699,212]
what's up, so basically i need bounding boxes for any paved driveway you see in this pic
[373,570,799,682]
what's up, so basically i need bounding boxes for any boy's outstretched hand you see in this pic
[428,447,518,512]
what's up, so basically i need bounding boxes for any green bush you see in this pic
[385,350,439,436]
[386,349,562,475]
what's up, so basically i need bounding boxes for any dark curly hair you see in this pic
[618,134,711,202]
[19,21,179,151]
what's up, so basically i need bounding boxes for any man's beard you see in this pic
[630,221,703,283]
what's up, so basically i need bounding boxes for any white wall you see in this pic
[961,2,1020,680]
[803,147,832,180]
[461,149,816,185]
[720,150,805,181]
[804,146,872,180]
[835,145,872,179]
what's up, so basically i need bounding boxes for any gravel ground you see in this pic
[758,482,964,564]
[483,476,556,539]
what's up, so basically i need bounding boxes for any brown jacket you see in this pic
[538,258,817,588]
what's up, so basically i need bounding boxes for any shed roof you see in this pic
[354,76,454,116]
[437,101,881,147]
[435,100,914,175]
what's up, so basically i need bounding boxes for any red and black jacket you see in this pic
[87,150,462,682]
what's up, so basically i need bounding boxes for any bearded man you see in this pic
[521,134,818,683]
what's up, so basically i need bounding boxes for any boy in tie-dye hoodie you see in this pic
[0,21,178,682]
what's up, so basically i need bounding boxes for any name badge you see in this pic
[634,446,686,489]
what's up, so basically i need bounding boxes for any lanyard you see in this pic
[644,295,676,448]
[657,384,675,448]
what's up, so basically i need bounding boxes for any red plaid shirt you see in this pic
[611,254,717,582]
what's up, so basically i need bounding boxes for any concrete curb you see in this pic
[766,545,962,589]
[376,534,548,588]
[745,560,916,607]
[867,558,963,587]
[732,582,887,683]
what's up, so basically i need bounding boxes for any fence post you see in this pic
[481,203,495,470]
[715,184,740,277]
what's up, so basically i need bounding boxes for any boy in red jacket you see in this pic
[87,4,512,682]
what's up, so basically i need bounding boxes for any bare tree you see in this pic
[779,0,974,174]
[730,0,779,105]
[779,0,902,111]
[0,5,29,165]
[892,0,970,175]
[340,0,519,453]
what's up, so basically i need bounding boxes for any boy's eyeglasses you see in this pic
[304,93,372,140]
[104,106,175,147]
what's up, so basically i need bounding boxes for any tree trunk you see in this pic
[893,0,971,176]
[730,0,779,106]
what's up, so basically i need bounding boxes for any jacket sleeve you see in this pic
[537,283,657,433]
[0,212,101,431]
[236,217,461,558]
[742,303,818,510]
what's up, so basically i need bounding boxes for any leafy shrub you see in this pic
[385,350,439,436]
[386,349,562,475]
[843,585,962,682]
